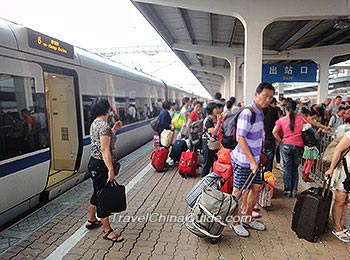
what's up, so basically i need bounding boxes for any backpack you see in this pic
[150,117,159,132]
[189,119,204,145]
[322,137,350,166]
[221,106,256,149]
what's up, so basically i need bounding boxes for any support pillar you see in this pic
[243,21,266,104]
[317,60,330,104]
[278,83,284,99]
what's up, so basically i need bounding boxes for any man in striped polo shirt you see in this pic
[230,82,275,237]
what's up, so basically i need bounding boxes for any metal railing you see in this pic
[308,131,337,184]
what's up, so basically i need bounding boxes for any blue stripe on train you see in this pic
[0,119,153,178]
[0,151,50,178]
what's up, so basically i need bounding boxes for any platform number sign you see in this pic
[262,64,317,83]
[27,29,74,59]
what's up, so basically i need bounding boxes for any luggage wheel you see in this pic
[209,237,220,244]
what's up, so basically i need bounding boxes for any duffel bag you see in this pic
[185,185,237,239]
[185,172,223,208]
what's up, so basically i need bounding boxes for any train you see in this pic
[0,19,202,228]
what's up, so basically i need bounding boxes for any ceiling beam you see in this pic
[208,13,215,67]
[228,18,237,48]
[334,33,350,44]
[322,28,350,45]
[178,8,196,44]
[224,17,238,68]
[134,3,192,66]
[178,8,203,66]
[274,20,322,50]
[301,24,350,48]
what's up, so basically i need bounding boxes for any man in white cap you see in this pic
[296,97,310,114]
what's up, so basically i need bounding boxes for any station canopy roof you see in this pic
[132,1,350,95]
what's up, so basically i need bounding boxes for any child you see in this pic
[301,123,319,182]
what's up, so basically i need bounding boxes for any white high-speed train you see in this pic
[0,20,201,228]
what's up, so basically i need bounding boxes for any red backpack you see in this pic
[213,161,233,194]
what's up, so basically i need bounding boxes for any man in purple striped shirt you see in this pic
[230,82,275,237]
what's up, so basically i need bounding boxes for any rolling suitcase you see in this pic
[212,161,234,194]
[169,139,188,162]
[178,151,198,177]
[150,146,169,172]
[291,179,332,242]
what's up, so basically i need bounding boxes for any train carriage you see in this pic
[0,20,200,228]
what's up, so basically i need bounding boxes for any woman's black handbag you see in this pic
[302,127,319,147]
[97,180,127,218]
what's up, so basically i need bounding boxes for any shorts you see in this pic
[233,162,263,190]
[332,165,349,193]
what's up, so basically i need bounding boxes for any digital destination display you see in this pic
[27,29,74,59]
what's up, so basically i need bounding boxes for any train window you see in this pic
[83,95,97,136]
[82,95,157,136]
[0,74,49,161]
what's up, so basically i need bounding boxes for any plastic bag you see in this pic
[172,113,186,130]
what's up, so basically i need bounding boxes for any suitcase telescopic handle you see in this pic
[235,167,262,201]
[322,177,332,198]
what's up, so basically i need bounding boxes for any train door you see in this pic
[45,72,79,189]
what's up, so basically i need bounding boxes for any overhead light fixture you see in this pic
[334,19,350,29]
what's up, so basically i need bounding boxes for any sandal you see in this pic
[240,210,261,219]
[85,219,102,230]
[103,229,125,243]
[332,229,350,243]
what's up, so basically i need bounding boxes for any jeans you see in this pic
[201,139,217,177]
[275,144,281,164]
[263,139,276,172]
[281,144,304,192]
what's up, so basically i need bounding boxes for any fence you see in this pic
[308,131,337,184]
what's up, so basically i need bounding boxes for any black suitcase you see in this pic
[170,139,188,162]
[291,179,332,242]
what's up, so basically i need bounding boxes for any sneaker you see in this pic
[332,229,350,243]
[290,191,297,198]
[276,164,283,171]
[230,223,250,237]
[167,159,174,166]
[283,190,291,197]
[241,220,266,231]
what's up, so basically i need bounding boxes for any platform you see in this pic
[1,141,350,260]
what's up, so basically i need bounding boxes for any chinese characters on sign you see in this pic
[262,64,317,82]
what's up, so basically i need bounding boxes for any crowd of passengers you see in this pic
[85,84,350,243]
[155,86,350,242]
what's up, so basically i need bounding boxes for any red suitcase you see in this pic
[178,151,198,177]
[151,147,169,172]
[213,161,233,194]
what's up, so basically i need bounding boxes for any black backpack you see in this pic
[221,106,256,149]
